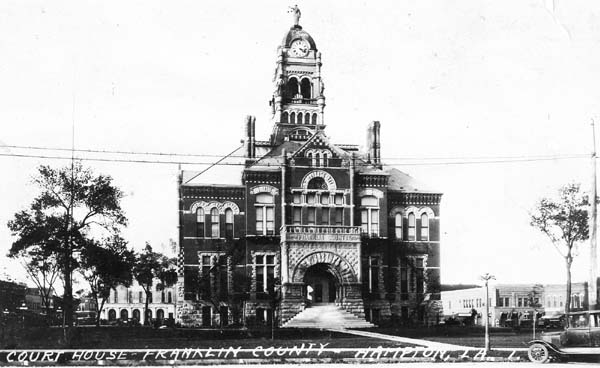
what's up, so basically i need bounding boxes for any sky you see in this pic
[0,0,599,288]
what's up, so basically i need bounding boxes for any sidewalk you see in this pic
[327,328,473,350]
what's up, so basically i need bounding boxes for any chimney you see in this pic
[244,115,256,159]
[367,121,381,168]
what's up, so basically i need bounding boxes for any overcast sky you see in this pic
[1,0,599,288]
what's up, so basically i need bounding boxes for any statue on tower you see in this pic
[288,5,301,26]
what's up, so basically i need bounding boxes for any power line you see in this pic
[0,151,589,167]
[0,143,590,162]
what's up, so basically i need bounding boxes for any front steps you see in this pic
[282,304,374,329]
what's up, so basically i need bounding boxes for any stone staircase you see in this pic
[282,304,374,329]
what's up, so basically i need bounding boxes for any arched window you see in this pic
[290,111,296,125]
[305,113,310,124]
[408,213,416,241]
[286,77,299,99]
[306,152,313,166]
[308,177,327,190]
[312,113,317,125]
[255,193,274,235]
[108,309,116,321]
[315,152,321,167]
[120,309,128,320]
[113,288,118,303]
[225,208,234,238]
[420,213,429,241]
[301,78,311,99]
[210,208,219,238]
[323,152,328,167]
[167,291,172,304]
[196,208,204,238]
[395,213,403,239]
[360,196,380,237]
[161,291,166,303]
[132,309,140,322]
[281,111,289,124]
[297,112,303,125]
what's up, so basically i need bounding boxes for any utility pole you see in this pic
[590,119,598,310]
[480,273,495,353]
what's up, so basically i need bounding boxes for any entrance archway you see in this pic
[303,263,339,304]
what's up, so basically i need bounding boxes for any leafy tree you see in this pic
[530,183,589,318]
[7,162,127,326]
[133,244,177,326]
[79,235,135,326]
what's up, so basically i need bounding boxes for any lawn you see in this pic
[1,326,411,349]
[365,325,549,348]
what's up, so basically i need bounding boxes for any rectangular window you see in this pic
[408,213,416,241]
[334,194,343,205]
[211,209,219,238]
[196,209,205,238]
[415,258,424,294]
[371,209,379,236]
[400,262,408,300]
[321,207,330,225]
[394,213,402,239]
[225,209,234,238]
[307,193,316,204]
[255,255,276,294]
[420,213,429,241]
[256,206,275,235]
[293,207,301,225]
[218,255,228,298]
[128,290,133,304]
[293,193,301,204]
[320,194,329,205]
[335,208,343,225]
[307,207,316,225]
[361,209,368,234]
[138,291,143,303]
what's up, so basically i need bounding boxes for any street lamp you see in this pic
[480,273,495,352]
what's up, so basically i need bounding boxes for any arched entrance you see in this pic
[303,263,339,304]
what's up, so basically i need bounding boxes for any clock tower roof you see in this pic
[282,25,317,51]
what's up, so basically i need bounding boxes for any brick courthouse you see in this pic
[176,13,442,328]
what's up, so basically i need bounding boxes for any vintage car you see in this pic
[527,310,600,363]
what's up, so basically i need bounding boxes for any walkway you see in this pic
[327,328,472,350]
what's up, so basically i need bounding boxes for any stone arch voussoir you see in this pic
[292,251,357,284]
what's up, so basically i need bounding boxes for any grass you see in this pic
[2,322,557,350]
[365,325,552,348]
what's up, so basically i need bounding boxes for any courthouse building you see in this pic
[176,12,442,327]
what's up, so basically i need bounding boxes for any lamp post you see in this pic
[480,273,495,352]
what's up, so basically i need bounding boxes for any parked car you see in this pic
[538,312,565,330]
[527,310,600,363]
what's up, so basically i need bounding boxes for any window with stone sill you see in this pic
[360,196,379,237]
[255,193,275,235]
[334,208,343,225]
[255,254,276,295]
[225,208,234,238]
[210,207,219,238]
[196,208,205,238]
[420,213,429,241]
[394,213,402,240]
[408,213,416,241]
[363,256,380,294]
[292,207,301,225]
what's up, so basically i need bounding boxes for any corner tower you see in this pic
[270,10,326,145]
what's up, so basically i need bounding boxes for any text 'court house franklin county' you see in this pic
[176,10,443,328]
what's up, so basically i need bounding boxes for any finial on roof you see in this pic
[288,5,301,27]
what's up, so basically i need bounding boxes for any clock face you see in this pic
[289,39,309,57]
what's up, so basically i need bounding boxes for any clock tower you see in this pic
[270,14,326,145]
